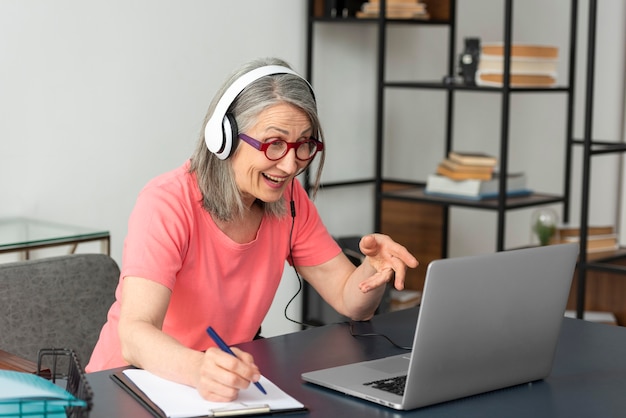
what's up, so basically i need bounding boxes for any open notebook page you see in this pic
[122,369,304,418]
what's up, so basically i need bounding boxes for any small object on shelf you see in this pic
[458,37,481,86]
[441,74,464,85]
[326,0,366,18]
[531,208,558,246]
[448,151,498,166]
[324,0,343,18]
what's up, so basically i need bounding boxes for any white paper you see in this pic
[123,369,304,418]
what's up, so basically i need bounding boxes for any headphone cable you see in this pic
[282,184,411,348]
[283,180,319,329]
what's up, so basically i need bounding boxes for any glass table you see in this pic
[0,217,110,258]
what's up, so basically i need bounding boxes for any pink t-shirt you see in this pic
[86,161,340,372]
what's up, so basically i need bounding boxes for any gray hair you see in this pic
[189,57,325,221]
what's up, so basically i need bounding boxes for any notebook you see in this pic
[301,243,579,410]
[113,369,306,417]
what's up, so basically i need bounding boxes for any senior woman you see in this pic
[87,57,418,401]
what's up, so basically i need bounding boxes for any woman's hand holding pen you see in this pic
[357,233,419,293]
[196,347,262,402]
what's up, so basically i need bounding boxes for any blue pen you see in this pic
[206,326,267,395]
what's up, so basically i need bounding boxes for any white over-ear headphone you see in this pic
[204,65,312,160]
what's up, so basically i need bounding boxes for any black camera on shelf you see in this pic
[458,37,481,85]
[325,0,365,18]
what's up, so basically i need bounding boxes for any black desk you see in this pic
[86,308,626,417]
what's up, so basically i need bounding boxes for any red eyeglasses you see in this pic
[239,133,323,161]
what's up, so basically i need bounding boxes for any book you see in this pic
[557,224,615,238]
[112,369,306,418]
[448,151,497,166]
[357,10,429,19]
[560,234,619,253]
[439,158,495,174]
[436,163,493,181]
[481,43,559,59]
[357,0,429,19]
[425,173,530,200]
[476,43,559,88]
[476,72,557,88]
[478,56,558,75]
[362,1,426,11]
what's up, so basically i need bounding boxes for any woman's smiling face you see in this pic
[231,103,313,208]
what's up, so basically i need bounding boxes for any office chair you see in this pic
[0,253,118,369]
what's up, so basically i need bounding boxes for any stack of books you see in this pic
[356,0,429,20]
[552,225,620,253]
[435,151,497,181]
[475,43,559,88]
[426,151,531,200]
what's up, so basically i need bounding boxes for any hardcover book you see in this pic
[436,163,493,181]
[559,234,619,253]
[480,43,559,59]
[439,158,495,174]
[425,173,530,200]
[448,151,497,166]
[476,73,557,88]
[557,225,615,238]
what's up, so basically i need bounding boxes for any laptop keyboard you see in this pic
[364,375,407,396]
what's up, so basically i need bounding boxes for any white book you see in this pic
[475,71,557,88]
[425,173,530,200]
[478,55,558,75]
[475,43,559,87]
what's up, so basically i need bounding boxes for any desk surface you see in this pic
[0,217,109,253]
[86,308,626,417]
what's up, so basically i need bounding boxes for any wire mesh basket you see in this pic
[35,348,93,418]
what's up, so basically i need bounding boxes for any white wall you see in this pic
[1,1,625,337]
[0,0,307,337]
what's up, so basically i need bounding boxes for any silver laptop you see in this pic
[301,243,579,410]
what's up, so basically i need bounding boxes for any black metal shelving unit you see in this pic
[573,0,626,319]
[304,0,624,322]
[306,0,575,250]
